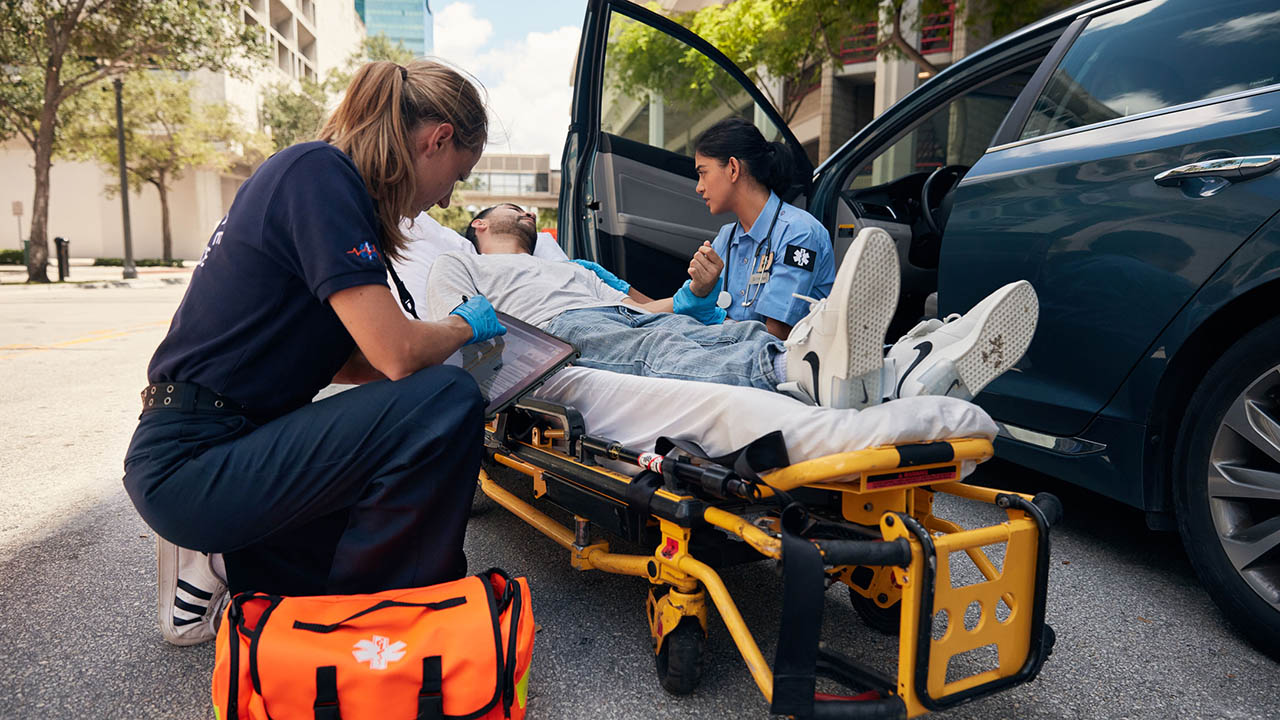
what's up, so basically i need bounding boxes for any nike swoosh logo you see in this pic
[802,351,821,405]
[896,341,933,399]
[945,378,961,397]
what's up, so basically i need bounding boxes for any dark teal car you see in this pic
[558,0,1280,658]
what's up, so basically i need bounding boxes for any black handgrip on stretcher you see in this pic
[812,538,912,568]
[810,697,907,720]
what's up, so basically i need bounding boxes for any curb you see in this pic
[76,277,191,290]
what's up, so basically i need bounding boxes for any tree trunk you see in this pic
[157,177,172,263]
[888,5,940,76]
[26,106,58,284]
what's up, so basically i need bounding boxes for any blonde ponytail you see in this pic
[319,59,487,260]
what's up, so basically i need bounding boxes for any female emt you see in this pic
[580,117,835,340]
[123,60,504,644]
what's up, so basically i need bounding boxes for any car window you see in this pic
[1021,0,1280,140]
[600,12,783,157]
[848,65,1037,190]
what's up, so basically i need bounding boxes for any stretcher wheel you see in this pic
[655,619,706,695]
[848,586,900,636]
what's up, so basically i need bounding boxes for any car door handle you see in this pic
[1154,155,1280,186]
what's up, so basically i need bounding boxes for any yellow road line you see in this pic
[0,320,169,360]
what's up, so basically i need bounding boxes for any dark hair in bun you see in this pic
[693,116,793,196]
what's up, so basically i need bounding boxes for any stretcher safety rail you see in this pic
[479,398,1059,719]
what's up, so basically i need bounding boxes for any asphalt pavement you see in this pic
[0,281,1276,719]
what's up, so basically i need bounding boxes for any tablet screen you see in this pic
[442,311,578,417]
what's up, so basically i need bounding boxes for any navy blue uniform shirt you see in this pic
[710,192,835,327]
[148,142,389,420]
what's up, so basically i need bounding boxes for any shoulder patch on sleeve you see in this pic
[783,243,815,272]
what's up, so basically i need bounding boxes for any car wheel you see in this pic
[1173,318,1280,660]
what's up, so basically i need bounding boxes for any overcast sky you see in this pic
[431,1,589,167]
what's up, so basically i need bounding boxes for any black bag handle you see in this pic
[292,597,465,634]
[417,656,444,720]
[314,666,342,720]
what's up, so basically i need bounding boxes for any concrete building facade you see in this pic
[458,153,561,216]
[1,0,365,261]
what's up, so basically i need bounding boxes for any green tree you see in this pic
[260,75,330,153]
[611,0,1071,124]
[61,71,270,262]
[610,1,870,124]
[327,32,413,91]
[427,187,471,234]
[260,33,413,153]
[536,207,558,233]
[0,0,262,282]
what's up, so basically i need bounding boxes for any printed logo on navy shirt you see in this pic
[346,241,381,261]
[783,243,814,272]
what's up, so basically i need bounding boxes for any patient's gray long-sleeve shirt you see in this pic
[425,251,633,329]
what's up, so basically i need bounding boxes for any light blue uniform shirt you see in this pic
[711,192,835,327]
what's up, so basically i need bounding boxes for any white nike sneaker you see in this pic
[781,227,900,409]
[885,280,1039,401]
[157,536,229,646]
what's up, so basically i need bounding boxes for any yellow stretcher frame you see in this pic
[481,408,1057,719]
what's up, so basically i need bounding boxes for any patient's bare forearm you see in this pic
[627,287,655,303]
[624,297,674,313]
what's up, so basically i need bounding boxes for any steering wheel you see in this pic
[919,164,969,236]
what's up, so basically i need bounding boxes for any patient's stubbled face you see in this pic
[479,204,537,254]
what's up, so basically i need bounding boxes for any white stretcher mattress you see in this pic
[531,367,998,467]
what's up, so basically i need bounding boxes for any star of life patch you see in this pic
[783,243,814,271]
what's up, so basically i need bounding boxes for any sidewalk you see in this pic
[0,258,193,288]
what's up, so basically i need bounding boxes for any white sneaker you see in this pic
[885,280,1039,401]
[782,227,900,409]
[157,536,229,646]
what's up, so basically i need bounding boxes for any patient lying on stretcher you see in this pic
[418,203,1039,412]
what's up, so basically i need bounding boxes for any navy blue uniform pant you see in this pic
[123,365,484,596]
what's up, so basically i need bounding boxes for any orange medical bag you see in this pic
[212,569,534,719]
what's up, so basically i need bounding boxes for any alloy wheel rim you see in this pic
[1208,365,1280,613]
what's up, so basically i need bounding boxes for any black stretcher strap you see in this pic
[624,470,664,515]
[314,665,342,720]
[771,508,909,719]
[770,505,825,717]
[655,430,789,483]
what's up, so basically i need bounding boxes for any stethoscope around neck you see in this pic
[720,200,784,309]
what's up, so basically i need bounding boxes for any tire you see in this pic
[848,585,901,636]
[655,618,707,695]
[1172,317,1280,660]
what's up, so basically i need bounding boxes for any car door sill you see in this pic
[997,422,1107,455]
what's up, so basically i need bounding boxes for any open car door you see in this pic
[559,0,812,298]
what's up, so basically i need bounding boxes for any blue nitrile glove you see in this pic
[450,294,508,344]
[573,259,631,293]
[672,277,726,325]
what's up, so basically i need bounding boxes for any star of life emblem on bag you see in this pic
[352,635,407,670]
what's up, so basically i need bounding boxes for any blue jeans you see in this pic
[544,306,784,391]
